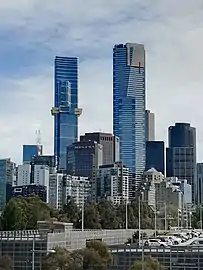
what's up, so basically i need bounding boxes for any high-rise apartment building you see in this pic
[31,155,56,174]
[23,145,43,164]
[67,141,103,179]
[146,141,165,175]
[51,56,82,170]
[145,110,155,141]
[166,123,196,202]
[17,164,32,186]
[96,162,129,204]
[49,174,91,209]
[0,158,16,211]
[80,132,119,165]
[113,43,146,191]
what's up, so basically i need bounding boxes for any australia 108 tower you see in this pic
[51,56,82,171]
[113,43,146,195]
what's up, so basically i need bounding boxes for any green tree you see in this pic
[97,200,120,229]
[84,202,101,229]
[42,247,82,270]
[79,240,112,270]
[63,197,80,227]
[0,196,52,230]
[0,197,28,230]
[131,256,164,270]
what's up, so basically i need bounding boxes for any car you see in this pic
[144,239,168,247]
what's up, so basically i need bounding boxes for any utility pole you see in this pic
[125,199,128,229]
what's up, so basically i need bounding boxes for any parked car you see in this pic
[144,239,168,247]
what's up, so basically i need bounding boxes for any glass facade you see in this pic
[53,56,78,170]
[146,141,165,174]
[166,123,196,202]
[23,145,42,164]
[0,159,16,211]
[113,43,146,188]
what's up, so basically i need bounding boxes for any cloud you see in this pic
[0,0,203,163]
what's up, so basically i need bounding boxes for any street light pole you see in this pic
[164,202,167,231]
[125,199,128,229]
[32,237,35,270]
[138,196,141,245]
[154,204,157,237]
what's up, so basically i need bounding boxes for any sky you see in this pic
[0,0,203,163]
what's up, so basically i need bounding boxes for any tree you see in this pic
[0,196,52,230]
[84,202,101,229]
[42,247,82,270]
[131,256,164,270]
[76,240,112,270]
[97,200,120,229]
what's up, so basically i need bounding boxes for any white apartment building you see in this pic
[17,164,49,202]
[49,173,64,209]
[17,164,32,186]
[49,174,91,210]
[143,168,192,211]
[96,162,129,204]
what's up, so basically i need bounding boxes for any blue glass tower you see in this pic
[113,43,146,189]
[52,56,82,170]
[23,145,43,164]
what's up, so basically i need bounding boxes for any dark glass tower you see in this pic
[146,141,165,174]
[113,43,146,193]
[166,123,196,202]
[52,56,82,170]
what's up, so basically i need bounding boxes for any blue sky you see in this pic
[1,0,203,163]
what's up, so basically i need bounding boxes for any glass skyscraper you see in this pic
[23,145,43,164]
[166,123,196,202]
[52,56,82,170]
[113,43,146,191]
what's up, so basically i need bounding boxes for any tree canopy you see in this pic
[1,196,156,230]
[0,196,52,230]
[131,256,164,270]
[42,240,112,270]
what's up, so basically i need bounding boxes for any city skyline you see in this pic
[1,1,203,163]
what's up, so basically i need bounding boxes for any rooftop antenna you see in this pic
[36,129,42,156]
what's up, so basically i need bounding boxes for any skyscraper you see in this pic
[80,132,120,165]
[166,123,196,202]
[145,110,155,141]
[113,43,146,190]
[146,141,165,174]
[23,145,43,164]
[51,56,82,170]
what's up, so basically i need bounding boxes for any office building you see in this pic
[80,132,120,165]
[51,56,82,170]
[166,123,196,202]
[197,163,203,205]
[113,43,146,191]
[146,141,165,175]
[12,185,47,202]
[23,145,43,164]
[0,158,16,211]
[31,155,56,174]
[17,164,49,202]
[17,164,32,186]
[145,110,155,141]
[67,141,103,178]
[96,162,129,204]
[49,174,91,209]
